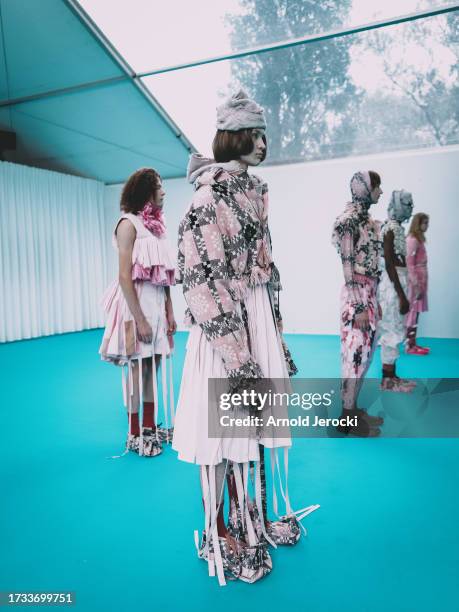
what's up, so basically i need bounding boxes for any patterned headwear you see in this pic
[350,171,373,209]
[216,89,266,131]
[388,189,413,222]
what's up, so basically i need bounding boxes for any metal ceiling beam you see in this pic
[138,4,459,77]
[0,75,127,107]
[62,0,196,153]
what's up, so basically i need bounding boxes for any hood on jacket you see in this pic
[186,153,244,186]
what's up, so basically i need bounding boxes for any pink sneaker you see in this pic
[417,344,430,353]
[406,345,429,355]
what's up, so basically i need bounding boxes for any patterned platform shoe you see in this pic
[226,484,273,582]
[237,540,272,583]
[196,530,241,582]
[127,430,162,457]
[246,497,302,546]
[380,376,416,392]
[156,424,174,444]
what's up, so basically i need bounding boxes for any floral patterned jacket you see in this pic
[177,158,295,384]
[332,202,382,310]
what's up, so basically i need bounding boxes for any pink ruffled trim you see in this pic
[131,263,175,286]
[138,202,166,237]
[131,234,176,274]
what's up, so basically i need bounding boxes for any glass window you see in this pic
[144,11,459,162]
[79,0,455,73]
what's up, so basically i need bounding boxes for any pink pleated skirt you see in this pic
[99,280,170,364]
[172,284,291,466]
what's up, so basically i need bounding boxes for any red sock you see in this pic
[217,505,226,537]
[128,412,140,436]
[143,402,155,429]
[201,497,226,537]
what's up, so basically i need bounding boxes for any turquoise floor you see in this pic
[1,331,458,611]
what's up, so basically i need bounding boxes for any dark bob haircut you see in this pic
[212,128,267,163]
[369,170,381,189]
[120,167,161,214]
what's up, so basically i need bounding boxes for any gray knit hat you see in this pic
[216,89,266,131]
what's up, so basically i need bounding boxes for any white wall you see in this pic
[104,145,459,339]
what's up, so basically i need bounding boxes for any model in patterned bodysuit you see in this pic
[332,171,384,437]
[378,190,416,392]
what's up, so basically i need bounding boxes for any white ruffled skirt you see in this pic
[172,284,291,466]
[99,280,171,363]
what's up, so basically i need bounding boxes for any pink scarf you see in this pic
[138,201,166,237]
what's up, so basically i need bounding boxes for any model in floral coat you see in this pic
[172,91,318,586]
[332,170,385,437]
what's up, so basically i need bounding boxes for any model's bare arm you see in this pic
[383,230,409,315]
[117,219,152,342]
[164,286,177,335]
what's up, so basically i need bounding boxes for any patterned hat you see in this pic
[350,171,373,207]
[216,89,266,131]
[388,189,413,221]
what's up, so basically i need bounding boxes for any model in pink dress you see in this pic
[99,168,177,457]
[406,213,429,354]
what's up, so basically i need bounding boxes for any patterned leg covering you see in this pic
[254,447,301,546]
[196,462,272,586]
[378,269,404,365]
[340,280,379,412]
[195,463,230,586]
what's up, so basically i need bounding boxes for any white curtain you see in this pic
[0,162,108,342]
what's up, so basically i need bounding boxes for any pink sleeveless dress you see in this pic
[99,213,176,363]
[406,235,428,328]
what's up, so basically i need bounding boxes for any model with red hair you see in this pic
[99,168,177,457]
